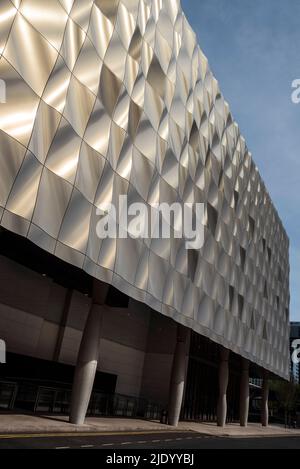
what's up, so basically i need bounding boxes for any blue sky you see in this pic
[181,0,300,321]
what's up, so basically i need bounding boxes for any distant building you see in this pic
[290,322,300,384]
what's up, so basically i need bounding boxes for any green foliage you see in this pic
[270,380,300,413]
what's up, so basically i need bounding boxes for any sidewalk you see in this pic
[179,421,300,438]
[0,412,299,438]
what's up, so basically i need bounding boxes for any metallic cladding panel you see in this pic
[0,0,290,378]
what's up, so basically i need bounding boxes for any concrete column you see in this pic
[217,347,230,427]
[53,288,73,362]
[69,303,103,424]
[240,358,250,427]
[69,280,108,425]
[261,370,269,427]
[167,325,190,426]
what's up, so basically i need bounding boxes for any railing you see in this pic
[2,382,164,420]
[0,381,18,410]
[34,387,71,413]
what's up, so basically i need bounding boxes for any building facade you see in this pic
[0,0,290,426]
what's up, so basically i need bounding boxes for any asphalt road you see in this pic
[0,431,299,449]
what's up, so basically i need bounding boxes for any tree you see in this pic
[270,380,300,426]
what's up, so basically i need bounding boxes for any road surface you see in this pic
[0,430,299,449]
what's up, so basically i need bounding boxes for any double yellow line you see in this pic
[0,430,189,440]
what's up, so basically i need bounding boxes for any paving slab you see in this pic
[0,412,299,438]
[179,421,300,438]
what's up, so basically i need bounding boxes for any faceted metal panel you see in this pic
[0,0,290,379]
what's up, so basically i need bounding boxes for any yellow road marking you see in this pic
[0,430,191,440]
